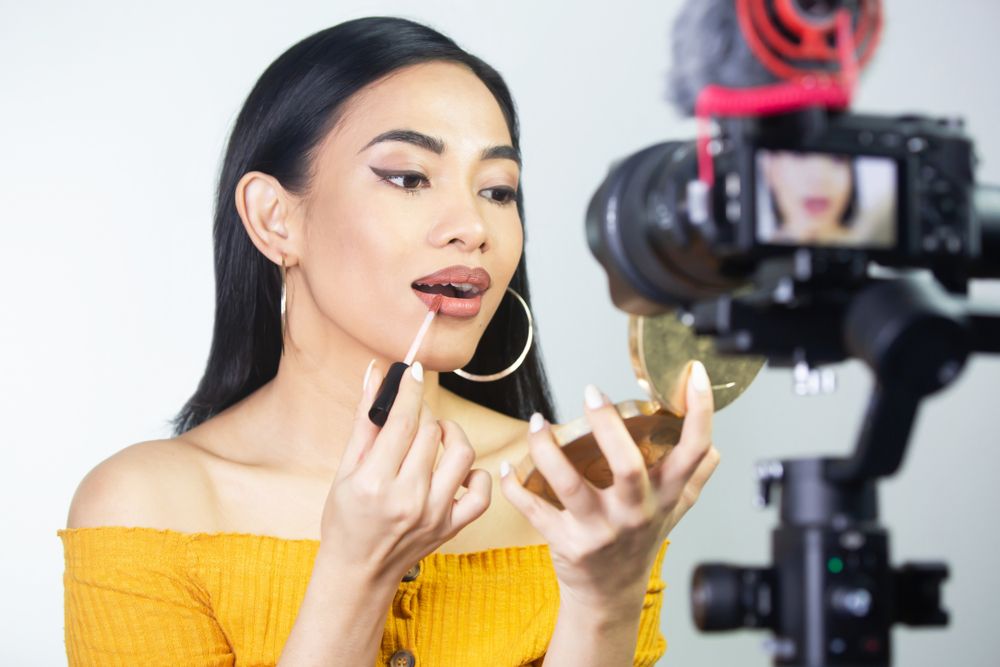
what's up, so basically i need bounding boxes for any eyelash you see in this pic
[372,168,517,207]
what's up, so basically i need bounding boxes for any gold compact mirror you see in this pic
[514,310,765,509]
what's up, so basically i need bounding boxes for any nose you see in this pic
[426,195,489,253]
[800,156,838,184]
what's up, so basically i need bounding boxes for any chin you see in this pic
[415,347,478,374]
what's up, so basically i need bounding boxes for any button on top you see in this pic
[401,562,421,582]
[389,649,415,667]
[879,132,902,148]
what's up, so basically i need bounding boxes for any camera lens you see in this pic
[691,564,745,631]
[691,564,773,631]
[585,141,745,314]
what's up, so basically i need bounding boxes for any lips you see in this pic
[411,265,491,318]
[802,197,831,215]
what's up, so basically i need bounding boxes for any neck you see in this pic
[249,348,450,475]
[230,285,454,476]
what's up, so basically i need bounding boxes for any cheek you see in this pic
[301,203,415,328]
[310,212,384,282]
[831,171,852,202]
[771,165,804,209]
[496,219,523,285]
[506,220,524,263]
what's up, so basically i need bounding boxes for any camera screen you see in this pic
[754,150,897,248]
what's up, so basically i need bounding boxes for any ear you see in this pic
[234,170,302,265]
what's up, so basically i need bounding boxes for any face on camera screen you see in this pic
[755,149,897,248]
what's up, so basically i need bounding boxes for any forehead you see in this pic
[330,60,512,154]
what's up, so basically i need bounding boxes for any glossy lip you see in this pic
[412,288,482,318]
[410,264,491,319]
[412,265,492,291]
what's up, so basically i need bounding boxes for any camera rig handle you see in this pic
[691,274,1000,485]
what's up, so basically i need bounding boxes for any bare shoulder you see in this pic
[65,437,216,530]
[450,396,552,466]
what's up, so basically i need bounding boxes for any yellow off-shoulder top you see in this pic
[57,526,669,666]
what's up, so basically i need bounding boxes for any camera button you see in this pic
[879,132,902,148]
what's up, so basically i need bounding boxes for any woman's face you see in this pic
[762,151,852,239]
[294,61,523,370]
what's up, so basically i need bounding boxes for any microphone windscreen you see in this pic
[665,0,779,117]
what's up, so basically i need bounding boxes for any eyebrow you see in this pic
[359,129,521,168]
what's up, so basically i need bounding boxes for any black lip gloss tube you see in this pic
[367,294,441,428]
[368,361,410,427]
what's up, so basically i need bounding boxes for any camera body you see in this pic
[712,110,978,266]
[587,108,991,317]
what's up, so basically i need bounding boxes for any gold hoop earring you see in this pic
[280,255,287,356]
[452,286,534,382]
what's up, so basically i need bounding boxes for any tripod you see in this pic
[687,275,1000,666]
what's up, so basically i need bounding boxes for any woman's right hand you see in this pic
[318,359,492,583]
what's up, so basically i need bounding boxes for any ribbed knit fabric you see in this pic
[57,526,670,666]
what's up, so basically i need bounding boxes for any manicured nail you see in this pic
[691,360,710,394]
[529,412,545,433]
[411,361,423,382]
[362,358,376,392]
[500,460,511,478]
[584,383,605,410]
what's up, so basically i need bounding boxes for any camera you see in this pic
[587,108,998,319]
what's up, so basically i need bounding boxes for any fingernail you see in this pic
[500,460,511,478]
[691,360,710,394]
[362,358,376,392]
[584,383,605,410]
[411,361,423,382]
[529,412,545,433]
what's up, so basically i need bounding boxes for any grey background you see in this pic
[3,0,998,664]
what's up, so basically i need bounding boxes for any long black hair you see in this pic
[170,16,558,436]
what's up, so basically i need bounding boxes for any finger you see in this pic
[526,413,602,519]
[397,409,443,483]
[655,361,715,505]
[369,361,428,477]
[582,385,650,506]
[448,468,492,533]
[681,446,720,509]
[498,459,562,543]
[667,446,721,528]
[427,419,477,513]
[337,359,384,480]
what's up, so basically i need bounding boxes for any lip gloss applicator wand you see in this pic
[368,294,443,427]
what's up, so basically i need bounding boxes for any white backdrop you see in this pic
[3,1,999,665]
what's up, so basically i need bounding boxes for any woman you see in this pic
[58,17,720,666]
[760,150,859,245]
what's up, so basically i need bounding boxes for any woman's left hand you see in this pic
[499,360,720,611]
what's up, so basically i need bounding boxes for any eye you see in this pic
[370,167,429,194]
[482,187,517,207]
